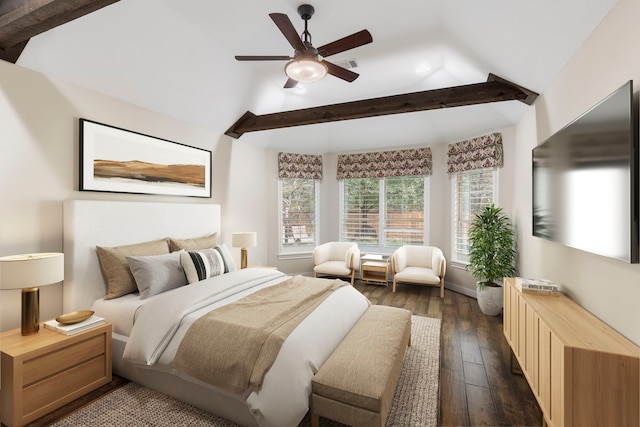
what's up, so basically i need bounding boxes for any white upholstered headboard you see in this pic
[63,200,221,312]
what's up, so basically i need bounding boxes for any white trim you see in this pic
[444,280,477,299]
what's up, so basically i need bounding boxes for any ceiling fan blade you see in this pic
[269,13,305,51]
[324,61,359,82]
[317,30,372,57]
[235,55,291,61]
[284,78,299,88]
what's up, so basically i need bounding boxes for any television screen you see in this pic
[532,80,638,263]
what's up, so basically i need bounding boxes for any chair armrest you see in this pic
[312,243,331,266]
[345,245,360,271]
[432,249,446,278]
[392,248,407,273]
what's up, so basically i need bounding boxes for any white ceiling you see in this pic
[16,0,618,154]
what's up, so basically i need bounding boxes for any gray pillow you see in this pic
[126,251,187,299]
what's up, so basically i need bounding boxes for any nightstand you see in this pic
[361,260,390,284]
[0,322,112,427]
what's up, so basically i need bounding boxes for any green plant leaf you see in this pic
[466,204,516,287]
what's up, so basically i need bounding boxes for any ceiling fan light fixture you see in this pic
[285,58,328,83]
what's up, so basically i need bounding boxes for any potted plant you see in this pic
[467,204,516,316]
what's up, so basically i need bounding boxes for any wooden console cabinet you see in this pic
[1,323,112,427]
[503,278,639,427]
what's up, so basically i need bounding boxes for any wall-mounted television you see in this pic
[532,80,639,263]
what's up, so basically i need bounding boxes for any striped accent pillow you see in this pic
[212,243,236,273]
[180,248,225,284]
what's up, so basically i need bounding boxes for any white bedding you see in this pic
[98,268,370,427]
[92,293,145,336]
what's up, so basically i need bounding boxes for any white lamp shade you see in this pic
[0,252,64,290]
[232,232,257,248]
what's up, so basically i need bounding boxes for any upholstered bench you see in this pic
[311,305,412,427]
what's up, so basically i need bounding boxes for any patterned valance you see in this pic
[447,132,503,173]
[337,147,432,180]
[278,152,323,179]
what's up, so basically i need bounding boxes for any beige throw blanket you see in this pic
[172,275,347,394]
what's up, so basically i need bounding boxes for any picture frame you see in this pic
[79,119,212,198]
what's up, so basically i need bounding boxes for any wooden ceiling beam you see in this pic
[225,73,538,139]
[0,0,120,63]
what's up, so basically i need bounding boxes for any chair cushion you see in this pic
[314,261,352,276]
[394,266,440,285]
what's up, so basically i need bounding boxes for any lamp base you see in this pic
[21,287,40,336]
[240,248,248,269]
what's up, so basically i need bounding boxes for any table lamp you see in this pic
[0,252,64,335]
[232,232,257,269]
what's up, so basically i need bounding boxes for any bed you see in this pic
[62,200,370,427]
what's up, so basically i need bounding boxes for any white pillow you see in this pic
[180,248,226,284]
[126,251,187,299]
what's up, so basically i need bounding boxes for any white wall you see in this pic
[513,0,640,345]
[0,61,273,332]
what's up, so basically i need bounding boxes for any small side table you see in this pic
[361,259,390,285]
[0,322,112,427]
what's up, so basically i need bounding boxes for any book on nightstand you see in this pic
[44,315,105,335]
[515,277,561,295]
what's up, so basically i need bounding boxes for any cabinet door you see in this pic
[517,294,526,361]
[525,307,539,397]
[503,281,511,342]
[509,288,519,357]
[539,321,552,425]
[550,334,565,427]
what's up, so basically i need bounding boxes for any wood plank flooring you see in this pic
[356,280,542,426]
[25,281,542,427]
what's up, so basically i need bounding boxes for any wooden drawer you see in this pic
[24,354,107,417]
[23,334,105,385]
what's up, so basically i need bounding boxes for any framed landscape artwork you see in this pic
[79,119,212,198]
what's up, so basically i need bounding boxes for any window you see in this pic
[451,167,497,263]
[279,178,319,255]
[340,176,427,253]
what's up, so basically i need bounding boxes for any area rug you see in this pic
[52,315,441,427]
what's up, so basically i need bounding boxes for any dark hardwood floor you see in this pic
[356,280,542,427]
[26,280,542,427]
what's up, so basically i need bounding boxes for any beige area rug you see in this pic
[52,315,441,427]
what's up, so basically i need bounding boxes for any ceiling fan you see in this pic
[235,4,373,88]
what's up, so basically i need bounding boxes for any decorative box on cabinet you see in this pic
[0,323,112,427]
[503,278,639,427]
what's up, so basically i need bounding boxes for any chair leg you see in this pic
[350,270,355,285]
[392,278,397,292]
[440,279,444,298]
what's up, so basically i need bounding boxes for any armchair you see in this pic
[312,242,360,285]
[391,245,446,297]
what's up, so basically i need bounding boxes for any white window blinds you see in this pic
[452,168,496,261]
[341,176,426,251]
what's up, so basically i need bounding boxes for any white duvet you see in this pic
[121,268,370,427]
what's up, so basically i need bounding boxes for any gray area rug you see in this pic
[52,315,440,427]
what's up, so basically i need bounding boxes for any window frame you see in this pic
[277,178,320,258]
[450,167,498,267]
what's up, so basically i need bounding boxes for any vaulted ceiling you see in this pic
[3,0,618,153]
